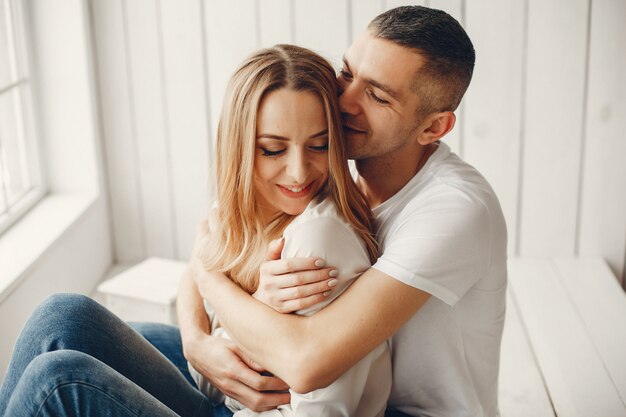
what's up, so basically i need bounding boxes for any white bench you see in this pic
[500,258,626,417]
[98,257,626,416]
[97,258,185,324]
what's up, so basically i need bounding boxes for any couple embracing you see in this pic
[0,6,507,417]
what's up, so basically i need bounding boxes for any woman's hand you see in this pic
[183,330,290,412]
[252,238,338,314]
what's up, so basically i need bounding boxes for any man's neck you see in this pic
[355,143,435,208]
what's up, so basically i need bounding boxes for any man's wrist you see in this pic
[181,327,211,362]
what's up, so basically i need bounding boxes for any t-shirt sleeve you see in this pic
[372,195,492,306]
[282,215,372,316]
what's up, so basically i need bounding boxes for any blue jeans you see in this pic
[0,293,231,417]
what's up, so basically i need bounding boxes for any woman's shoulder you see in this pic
[282,197,368,260]
[284,197,347,234]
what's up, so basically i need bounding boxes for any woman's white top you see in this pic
[189,197,390,417]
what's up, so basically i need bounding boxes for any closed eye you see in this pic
[309,144,328,152]
[260,147,285,157]
[367,90,389,105]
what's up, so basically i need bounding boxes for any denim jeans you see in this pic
[0,293,228,417]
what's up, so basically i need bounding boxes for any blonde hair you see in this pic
[201,44,378,293]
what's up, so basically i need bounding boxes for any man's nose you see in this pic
[338,82,361,116]
[286,150,308,183]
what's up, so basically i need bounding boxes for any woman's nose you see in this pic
[285,150,308,183]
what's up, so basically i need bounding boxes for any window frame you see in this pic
[0,0,46,236]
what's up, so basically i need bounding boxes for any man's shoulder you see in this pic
[412,148,502,217]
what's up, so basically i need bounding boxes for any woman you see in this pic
[0,45,389,417]
[190,45,390,416]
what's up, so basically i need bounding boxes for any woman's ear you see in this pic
[417,111,456,145]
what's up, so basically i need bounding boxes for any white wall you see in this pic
[90,0,626,284]
[0,0,112,373]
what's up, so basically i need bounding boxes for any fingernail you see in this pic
[315,259,325,267]
[328,279,338,287]
[329,269,338,277]
[323,291,331,297]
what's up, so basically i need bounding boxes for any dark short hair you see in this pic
[369,6,475,115]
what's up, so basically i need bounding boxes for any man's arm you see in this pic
[193,257,430,393]
[177,223,291,412]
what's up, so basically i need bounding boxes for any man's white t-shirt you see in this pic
[369,141,507,417]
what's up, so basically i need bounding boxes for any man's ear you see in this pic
[417,111,456,145]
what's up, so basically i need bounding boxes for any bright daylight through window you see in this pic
[0,0,43,236]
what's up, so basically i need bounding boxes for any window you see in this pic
[0,0,44,235]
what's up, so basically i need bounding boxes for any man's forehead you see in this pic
[344,31,425,97]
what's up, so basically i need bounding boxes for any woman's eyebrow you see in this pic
[257,134,289,141]
[308,129,328,139]
[257,129,328,141]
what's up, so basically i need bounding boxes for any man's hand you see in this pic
[182,220,290,411]
[182,319,290,411]
[252,238,338,313]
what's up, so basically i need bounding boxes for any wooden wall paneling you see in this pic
[518,0,589,257]
[509,259,626,416]
[204,0,259,144]
[350,0,383,41]
[258,0,292,47]
[159,0,210,259]
[578,0,626,283]
[293,0,349,68]
[125,0,175,258]
[429,0,464,157]
[463,0,524,256]
[90,0,144,262]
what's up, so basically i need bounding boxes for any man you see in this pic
[174,6,507,417]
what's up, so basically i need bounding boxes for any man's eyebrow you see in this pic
[341,57,351,72]
[366,78,402,101]
[341,56,401,101]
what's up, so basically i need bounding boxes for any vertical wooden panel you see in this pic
[518,0,589,257]
[293,0,349,67]
[464,0,524,256]
[159,0,210,259]
[125,0,175,258]
[350,0,382,41]
[578,0,626,282]
[429,0,464,157]
[258,0,292,47]
[205,0,258,141]
[91,0,144,262]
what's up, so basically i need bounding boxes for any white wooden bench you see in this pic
[500,258,626,417]
[98,257,626,416]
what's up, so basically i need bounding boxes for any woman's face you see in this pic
[254,88,329,221]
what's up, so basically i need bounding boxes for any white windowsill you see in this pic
[0,192,97,303]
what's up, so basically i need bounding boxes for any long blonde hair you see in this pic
[201,44,378,293]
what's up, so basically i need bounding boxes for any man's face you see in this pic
[339,31,427,160]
